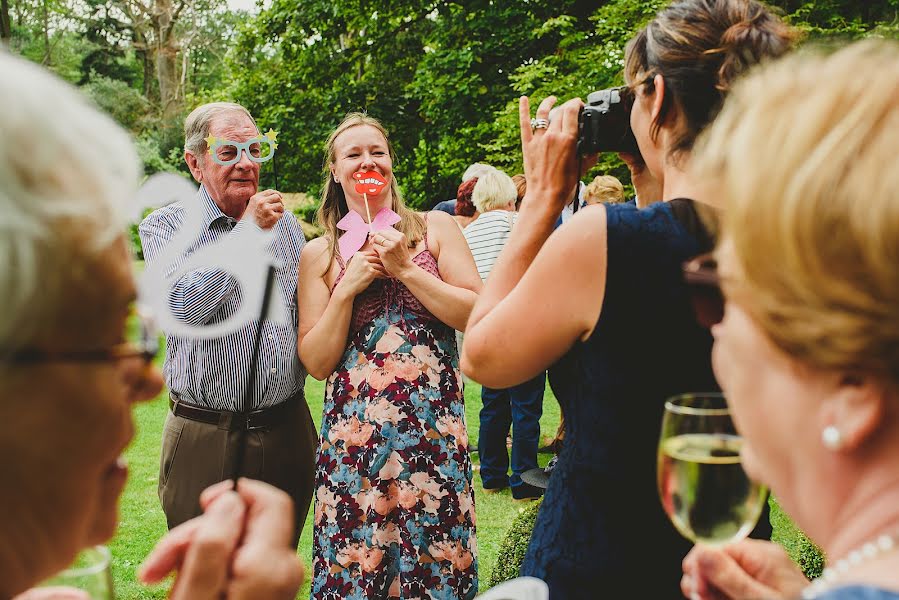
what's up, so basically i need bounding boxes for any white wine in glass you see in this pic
[657,393,767,546]
[38,545,114,599]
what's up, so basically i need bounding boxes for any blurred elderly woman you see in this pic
[0,53,301,598]
[682,40,899,600]
[463,169,546,500]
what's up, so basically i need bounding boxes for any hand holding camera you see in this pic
[518,95,584,216]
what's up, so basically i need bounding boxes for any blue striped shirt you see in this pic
[139,186,307,411]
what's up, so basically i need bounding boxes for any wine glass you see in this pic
[657,393,767,546]
[37,545,114,599]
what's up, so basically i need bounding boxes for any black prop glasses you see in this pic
[683,253,724,329]
[4,304,160,366]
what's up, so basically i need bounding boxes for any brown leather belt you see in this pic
[170,392,297,431]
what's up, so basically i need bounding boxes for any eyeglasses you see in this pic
[3,304,160,366]
[683,253,724,329]
[207,135,277,166]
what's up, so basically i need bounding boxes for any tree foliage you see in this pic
[7,0,898,198]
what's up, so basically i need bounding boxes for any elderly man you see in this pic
[139,102,315,545]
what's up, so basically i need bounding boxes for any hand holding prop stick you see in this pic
[335,170,399,262]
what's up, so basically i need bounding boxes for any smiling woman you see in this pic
[296,112,483,598]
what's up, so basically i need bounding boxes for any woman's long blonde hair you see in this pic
[316,113,425,268]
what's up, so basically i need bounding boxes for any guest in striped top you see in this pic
[139,102,317,546]
[463,169,546,501]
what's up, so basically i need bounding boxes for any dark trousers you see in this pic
[479,372,545,496]
[158,391,317,547]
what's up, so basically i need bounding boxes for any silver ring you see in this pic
[530,117,549,131]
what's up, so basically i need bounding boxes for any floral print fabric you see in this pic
[312,249,478,600]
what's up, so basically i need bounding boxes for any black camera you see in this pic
[577,86,640,156]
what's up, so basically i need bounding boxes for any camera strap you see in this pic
[572,156,584,214]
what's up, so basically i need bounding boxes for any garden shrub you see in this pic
[488,496,826,586]
[488,498,543,587]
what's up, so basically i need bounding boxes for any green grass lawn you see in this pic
[108,373,562,599]
[109,363,818,598]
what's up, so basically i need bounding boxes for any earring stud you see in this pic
[822,425,843,450]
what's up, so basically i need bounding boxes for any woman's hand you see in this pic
[371,228,415,279]
[518,95,584,216]
[139,479,304,600]
[335,248,387,298]
[681,539,810,600]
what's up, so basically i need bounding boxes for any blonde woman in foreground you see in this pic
[682,39,899,600]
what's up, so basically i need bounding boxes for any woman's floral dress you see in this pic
[312,236,478,600]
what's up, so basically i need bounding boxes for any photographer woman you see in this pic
[462,0,795,597]
[682,40,899,600]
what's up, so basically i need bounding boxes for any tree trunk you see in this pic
[157,43,181,123]
[0,0,11,49]
[42,0,50,65]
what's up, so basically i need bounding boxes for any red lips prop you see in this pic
[353,171,387,196]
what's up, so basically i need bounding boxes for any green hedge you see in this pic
[487,498,543,587]
[489,496,825,585]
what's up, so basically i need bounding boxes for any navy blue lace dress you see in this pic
[522,200,727,599]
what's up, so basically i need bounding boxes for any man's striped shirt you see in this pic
[462,210,518,282]
[139,186,307,411]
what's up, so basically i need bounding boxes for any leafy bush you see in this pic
[770,497,825,580]
[129,207,155,260]
[489,496,826,587]
[135,133,186,176]
[81,74,150,131]
[488,498,543,587]
[284,192,320,223]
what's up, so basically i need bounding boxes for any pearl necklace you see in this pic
[801,533,899,599]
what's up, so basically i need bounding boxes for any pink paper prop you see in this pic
[336,207,401,262]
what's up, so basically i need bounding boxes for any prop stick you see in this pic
[273,153,280,191]
[230,263,277,486]
[363,193,374,234]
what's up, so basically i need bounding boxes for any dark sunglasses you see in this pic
[683,253,723,329]
[3,304,160,366]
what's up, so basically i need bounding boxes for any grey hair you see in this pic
[462,162,495,183]
[183,102,257,158]
[472,169,517,213]
[0,52,139,355]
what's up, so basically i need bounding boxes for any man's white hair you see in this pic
[461,162,495,183]
[183,102,257,159]
[0,52,139,353]
[472,169,517,213]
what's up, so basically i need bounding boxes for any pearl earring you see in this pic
[822,425,843,450]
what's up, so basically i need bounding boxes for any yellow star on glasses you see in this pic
[264,129,279,142]
[204,135,218,154]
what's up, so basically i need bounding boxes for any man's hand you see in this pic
[682,539,809,600]
[244,189,285,229]
[139,479,304,600]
